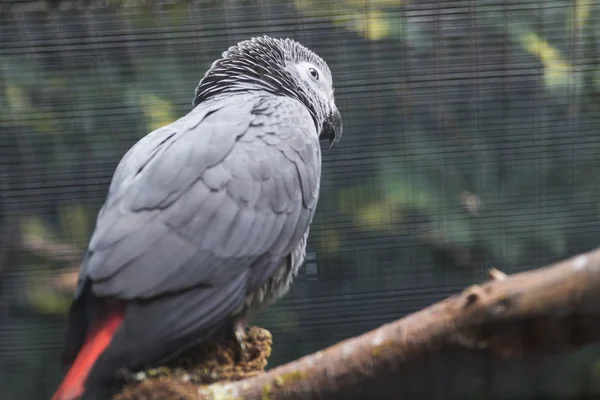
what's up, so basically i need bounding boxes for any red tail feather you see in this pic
[51,307,125,400]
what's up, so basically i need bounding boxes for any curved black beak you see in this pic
[320,105,343,150]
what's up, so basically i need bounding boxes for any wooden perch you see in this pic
[112,247,600,399]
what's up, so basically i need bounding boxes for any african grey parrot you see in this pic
[51,36,342,400]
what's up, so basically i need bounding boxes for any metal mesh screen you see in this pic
[2,1,600,398]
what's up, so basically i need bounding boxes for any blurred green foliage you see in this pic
[2,0,598,276]
[293,0,600,270]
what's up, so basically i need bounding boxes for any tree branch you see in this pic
[115,246,600,399]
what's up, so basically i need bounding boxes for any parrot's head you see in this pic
[193,36,343,148]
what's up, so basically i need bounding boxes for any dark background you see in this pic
[2,0,600,398]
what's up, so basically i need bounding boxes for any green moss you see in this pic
[273,370,305,387]
[262,383,272,400]
[372,345,383,357]
[145,366,172,378]
[274,376,284,387]
[198,383,240,400]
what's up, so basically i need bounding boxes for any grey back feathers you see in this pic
[87,94,320,299]
[69,36,340,381]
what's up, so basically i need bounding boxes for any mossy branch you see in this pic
[113,246,600,399]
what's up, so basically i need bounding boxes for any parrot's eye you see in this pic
[308,67,320,81]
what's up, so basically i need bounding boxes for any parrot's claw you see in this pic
[233,319,248,362]
[235,328,246,351]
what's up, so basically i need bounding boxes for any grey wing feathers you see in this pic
[84,94,320,303]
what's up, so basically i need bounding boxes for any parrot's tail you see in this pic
[51,307,125,400]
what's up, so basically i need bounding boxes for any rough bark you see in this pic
[112,246,600,399]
